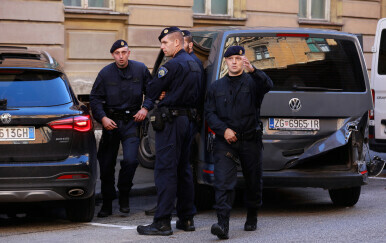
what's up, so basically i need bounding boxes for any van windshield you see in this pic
[220,36,366,92]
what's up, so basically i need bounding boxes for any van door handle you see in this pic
[381,119,386,125]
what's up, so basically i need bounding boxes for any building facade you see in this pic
[0,0,384,98]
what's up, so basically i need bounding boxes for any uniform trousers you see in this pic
[213,136,263,217]
[97,119,139,200]
[154,116,197,221]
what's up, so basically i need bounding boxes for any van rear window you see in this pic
[378,29,386,75]
[220,36,366,92]
[0,70,72,107]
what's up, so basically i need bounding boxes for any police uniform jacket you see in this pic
[90,60,152,123]
[190,52,205,109]
[147,49,202,109]
[205,69,273,137]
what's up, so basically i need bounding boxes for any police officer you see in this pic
[137,27,202,236]
[205,46,273,239]
[143,29,206,217]
[90,40,152,218]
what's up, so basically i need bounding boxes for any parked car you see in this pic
[369,18,386,152]
[138,27,374,209]
[0,46,97,222]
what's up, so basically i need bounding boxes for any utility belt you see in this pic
[150,106,198,131]
[235,124,263,141]
[106,108,139,123]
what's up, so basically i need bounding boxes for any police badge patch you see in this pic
[158,66,168,78]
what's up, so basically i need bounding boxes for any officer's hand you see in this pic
[102,117,117,130]
[224,128,237,144]
[158,91,166,100]
[133,108,148,122]
[242,56,254,73]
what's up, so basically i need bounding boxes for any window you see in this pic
[254,46,270,60]
[0,70,72,107]
[378,29,386,75]
[299,0,330,21]
[307,38,330,52]
[193,0,233,16]
[220,36,365,92]
[63,0,113,9]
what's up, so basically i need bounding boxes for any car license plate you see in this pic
[269,118,320,131]
[0,127,35,141]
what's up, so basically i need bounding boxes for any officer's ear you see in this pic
[188,42,193,51]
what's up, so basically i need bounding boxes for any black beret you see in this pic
[110,39,128,53]
[158,26,181,42]
[224,46,245,58]
[181,30,191,37]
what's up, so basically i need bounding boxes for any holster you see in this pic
[150,106,171,131]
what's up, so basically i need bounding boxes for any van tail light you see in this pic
[369,89,375,120]
[49,115,92,132]
[276,33,309,37]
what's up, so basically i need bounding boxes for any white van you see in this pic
[369,18,386,152]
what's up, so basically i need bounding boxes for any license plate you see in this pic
[269,118,320,131]
[0,127,35,141]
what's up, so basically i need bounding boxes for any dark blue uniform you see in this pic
[205,68,273,218]
[90,60,152,201]
[147,49,201,221]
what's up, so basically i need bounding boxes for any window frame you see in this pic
[63,0,115,10]
[193,0,233,17]
[299,0,330,21]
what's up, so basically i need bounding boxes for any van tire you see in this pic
[138,134,155,169]
[328,186,361,207]
[66,193,95,222]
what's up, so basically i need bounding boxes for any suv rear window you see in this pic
[0,70,72,107]
[220,35,366,92]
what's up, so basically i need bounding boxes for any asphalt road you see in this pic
[0,172,385,242]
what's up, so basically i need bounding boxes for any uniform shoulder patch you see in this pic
[158,66,168,78]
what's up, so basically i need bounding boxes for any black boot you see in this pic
[244,209,258,231]
[176,218,195,231]
[119,191,130,214]
[97,200,112,218]
[137,218,173,236]
[211,214,229,239]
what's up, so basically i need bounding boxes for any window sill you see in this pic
[193,14,246,27]
[64,8,129,20]
[298,19,343,30]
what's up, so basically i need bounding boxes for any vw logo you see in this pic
[289,98,301,111]
[0,113,12,124]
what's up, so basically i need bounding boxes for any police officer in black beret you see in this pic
[137,27,202,236]
[90,39,153,218]
[205,45,273,239]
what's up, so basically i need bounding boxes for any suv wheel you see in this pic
[66,193,95,222]
[328,186,361,207]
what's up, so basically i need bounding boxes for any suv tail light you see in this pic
[49,115,92,132]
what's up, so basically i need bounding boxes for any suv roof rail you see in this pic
[0,46,28,50]
[41,51,55,66]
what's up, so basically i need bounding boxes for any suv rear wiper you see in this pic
[292,86,343,92]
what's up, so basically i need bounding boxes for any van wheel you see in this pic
[138,134,155,169]
[328,186,361,207]
[66,193,95,222]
